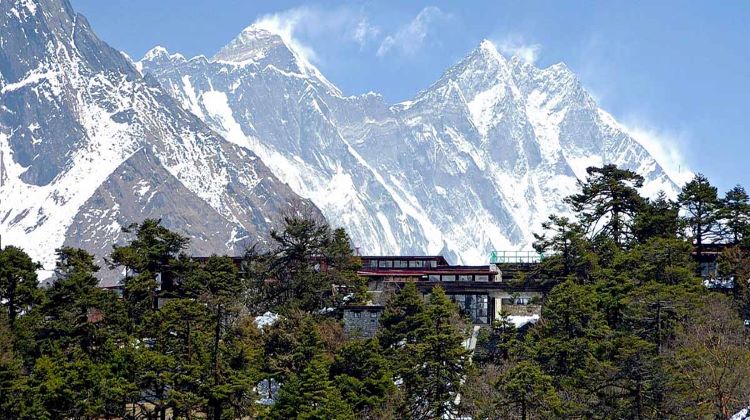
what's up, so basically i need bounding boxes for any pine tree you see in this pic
[678,174,722,256]
[395,286,469,419]
[146,298,211,417]
[720,185,750,245]
[271,354,354,419]
[530,280,611,385]
[0,246,42,328]
[533,215,596,280]
[330,338,394,415]
[262,313,326,386]
[633,191,681,242]
[253,216,361,314]
[32,248,132,418]
[110,219,190,326]
[474,313,519,365]
[616,237,697,286]
[667,295,750,418]
[496,360,561,420]
[565,164,646,248]
[377,282,428,351]
[718,246,750,320]
[39,247,130,357]
[188,255,243,420]
[0,313,29,418]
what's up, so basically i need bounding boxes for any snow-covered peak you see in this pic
[213,25,288,64]
[140,46,185,65]
[477,39,506,64]
[142,45,169,61]
[210,23,341,96]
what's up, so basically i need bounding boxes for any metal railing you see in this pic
[489,250,545,264]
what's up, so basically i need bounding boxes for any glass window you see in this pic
[429,260,437,268]
[449,294,490,324]
[442,275,456,282]
[409,260,424,268]
[453,295,465,308]
[700,262,718,278]
[378,260,393,268]
[515,297,530,305]
[475,275,489,282]
[368,260,378,268]
[353,312,362,318]
[458,275,472,282]
[394,260,408,268]
[429,274,440,282]
[369,311,379,318]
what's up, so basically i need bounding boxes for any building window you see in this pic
[369,311,378,318]
[353,312,362,318]
[394,260,408,268]
[475,275,489,282]
[458,275,472,282]
[429,274,440,282]
[449,294,489,324]
[368,260,378,268]
[700,262,718,278]
[379,260,393,268]
[429,260,437,268]
[502,297,531,306]
[409,260,424,268]
[442,275,456,282]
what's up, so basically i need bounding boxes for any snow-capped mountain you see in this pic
[140,27,678,264]
[0,0,317,281]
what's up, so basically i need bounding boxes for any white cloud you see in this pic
[253,7,320,63]
[252,6,381,64]
[621,118,694,186]
[353,19,380,48]
[494,35,541,64]
[377,6,450,57]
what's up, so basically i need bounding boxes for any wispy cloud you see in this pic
[353,19,380,48]
[252,7,320,63]
[377,6,451,58]
[252,6,381,64]
[621,118,693,186]
[493,35,541,64]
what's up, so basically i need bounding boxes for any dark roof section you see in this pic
[361,255,449,265]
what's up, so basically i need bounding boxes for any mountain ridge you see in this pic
[0,0,318,281]
[139,27,679,264]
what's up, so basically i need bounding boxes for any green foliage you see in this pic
[531,280,611,379]
[565,164,645,247]
[270,354,354,420]
[0,246,42,328]
[3,169,750,418]
[666,294,750,418]
[533,215,597,281]
[633,191,681,242]
[331,338,394,414]
[377,282,428,351]
[720,185,750,245]
[678,173,722,251]
[110,218,190,326]
[379,285,470,418]
[474,314,520,364]
[496,360,561,419]
[245,216,363,314]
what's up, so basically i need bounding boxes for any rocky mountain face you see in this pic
[0,0,317,282]
[141,29,678,264]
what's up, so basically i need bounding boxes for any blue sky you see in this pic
[72,0,749,192]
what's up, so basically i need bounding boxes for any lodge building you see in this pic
[343,252,551,337]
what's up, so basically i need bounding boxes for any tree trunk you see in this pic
[211,305,223,420]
